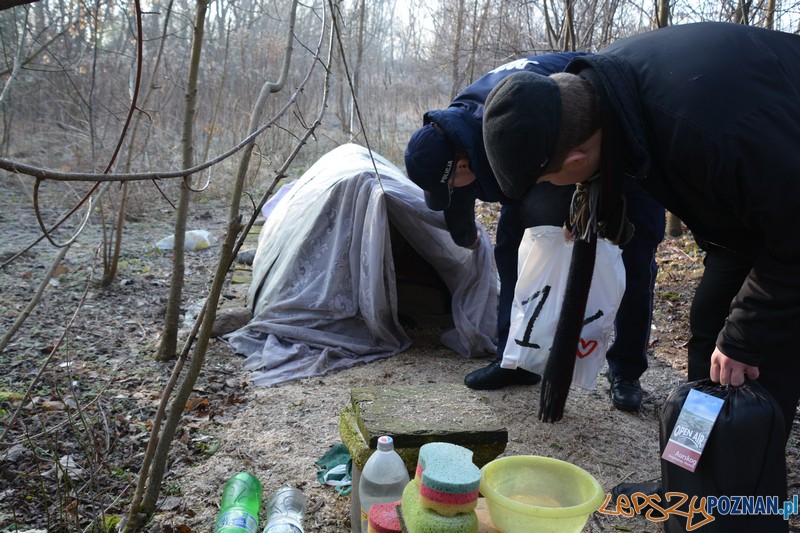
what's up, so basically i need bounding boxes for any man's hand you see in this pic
[710,348,759,387]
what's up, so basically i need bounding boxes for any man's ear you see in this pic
[456,158,470,170]
[561,149,590,170]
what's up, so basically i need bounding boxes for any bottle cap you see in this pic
[377,435,394,451]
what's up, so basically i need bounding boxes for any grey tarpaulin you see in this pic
[226,144,497,386]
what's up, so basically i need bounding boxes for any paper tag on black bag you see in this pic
[662,389,724,472]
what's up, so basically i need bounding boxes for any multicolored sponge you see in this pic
[400,478,478,533]
[367,501,402,533]
[415,442,481,516]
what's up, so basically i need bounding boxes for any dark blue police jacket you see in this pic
[418,53,588,246]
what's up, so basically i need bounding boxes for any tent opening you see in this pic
[389,222,453,329]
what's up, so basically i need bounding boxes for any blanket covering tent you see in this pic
[227,143,498,386]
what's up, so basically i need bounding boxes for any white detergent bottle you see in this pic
[357,435,410,533]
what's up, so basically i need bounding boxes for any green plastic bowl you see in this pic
[480,455,605,533]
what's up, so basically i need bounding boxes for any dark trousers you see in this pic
[687,243,800,440]
[494,179,665,380]
[606,179,665,380]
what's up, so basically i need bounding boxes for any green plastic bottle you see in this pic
[214,472,263,533]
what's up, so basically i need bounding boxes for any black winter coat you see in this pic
[566,22,800,366]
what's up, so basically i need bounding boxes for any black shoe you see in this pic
[464,361,541,390]
[607,370,642,412]
[610,481,662,504]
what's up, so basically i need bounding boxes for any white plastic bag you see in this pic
[155,229,217,251]
[501,226,625,389]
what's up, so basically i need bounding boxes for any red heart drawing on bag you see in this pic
[576,338,598,359]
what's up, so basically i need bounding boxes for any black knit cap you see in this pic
[483,71,561,199]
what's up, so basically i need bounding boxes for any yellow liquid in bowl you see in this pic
[509,494,562,508]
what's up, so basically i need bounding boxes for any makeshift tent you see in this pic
[226,143,497,386]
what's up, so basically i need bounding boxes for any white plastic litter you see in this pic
[156,229,217,251]
[42,455,85,481]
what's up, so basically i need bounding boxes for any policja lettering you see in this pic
[439,159,453,184]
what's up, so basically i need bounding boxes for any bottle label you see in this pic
[215,510,258,533]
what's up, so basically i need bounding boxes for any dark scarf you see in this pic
[538,68,634,422]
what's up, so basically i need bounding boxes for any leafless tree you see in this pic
[449,0,466,99]
[100,0,176,287]
[123,0,328,526]
[656,0,670,27]
[155,0,209,362]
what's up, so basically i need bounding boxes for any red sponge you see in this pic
[367,500,402,533]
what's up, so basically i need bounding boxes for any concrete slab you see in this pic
[339,383,508,473]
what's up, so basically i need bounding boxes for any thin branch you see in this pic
[0,247,97,441]
[32,178,93,248]
[0,29,68,78]
[0,75,328,184]
[0,181,105,269]
[0,242,70,354]
[102,0,145,175]
[0,6,30,106]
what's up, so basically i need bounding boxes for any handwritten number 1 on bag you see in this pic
[514,284,604,353]
[514,285,551,349]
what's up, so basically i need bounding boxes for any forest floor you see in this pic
[0,177,798,532]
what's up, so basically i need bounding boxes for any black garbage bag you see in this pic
[660,379,788,533]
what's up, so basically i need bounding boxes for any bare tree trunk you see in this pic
[598,0,619,45]
[655,0,669,27]
[733,0,752,24]
[101,0,175,287]
[156,0,209,361]
[350,0,366,134]
[99,182,128,286]
[0,8,29,106]
[464,0,491,85]
[449,0,465,100]
[335,51,349,133]
[123,1,311,528]
[765,0,775,29]
[201,15,230,163]
[561,0,576,51]
[543,0,558,50]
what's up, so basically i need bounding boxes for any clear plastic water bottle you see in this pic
[215,472,263,533]
[358,436,410,533]
[263,486,306,533]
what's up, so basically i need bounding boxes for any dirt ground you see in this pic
[0,178,798,532]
